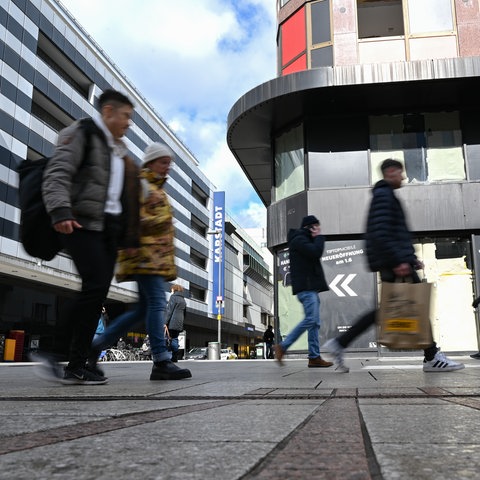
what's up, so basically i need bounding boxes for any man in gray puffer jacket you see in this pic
[38,89,140,385]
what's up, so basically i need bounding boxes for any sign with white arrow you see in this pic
[329,274,358,297]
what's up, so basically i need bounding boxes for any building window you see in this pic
[32,88,72,132]
[37,32,91,99]
[190,249,207,269]
[309,0,333,68]
[31,303,49,322]
[192,181,208,207]
[357,0,404,39]
[274,124,305,201]
[191,215,207,237]
[369,111,465,184]
[407,0,453,35]
[189,284,206,302]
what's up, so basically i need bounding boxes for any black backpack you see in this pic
[17,118,99,260]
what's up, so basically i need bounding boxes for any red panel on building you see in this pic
[8,330,25,361]
[282,54,307,75]
[281,7,306,66]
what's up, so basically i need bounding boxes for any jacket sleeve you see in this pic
[42,122,86,224]
[291,234,325,260]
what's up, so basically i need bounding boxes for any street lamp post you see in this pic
[208,229,223,350]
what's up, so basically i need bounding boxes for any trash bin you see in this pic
[256,344,264,359]
[207,341,220,360]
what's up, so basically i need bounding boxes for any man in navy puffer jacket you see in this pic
[322,159,464,373]
[275,215,333,368]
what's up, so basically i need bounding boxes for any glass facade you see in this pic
[369,111,465,184]
[274,125,305,201]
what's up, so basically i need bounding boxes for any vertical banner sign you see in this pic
[212,191,225,316]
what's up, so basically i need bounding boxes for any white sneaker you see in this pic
[322,338,349,373]
[423,351,465,372]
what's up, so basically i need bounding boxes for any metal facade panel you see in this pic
[397,184,465,231]
[309,188,370,235]
[267,201,286,247]
[461,182,480,229]
[267,182,480,249]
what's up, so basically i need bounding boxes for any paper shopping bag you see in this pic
[377,281,433,349]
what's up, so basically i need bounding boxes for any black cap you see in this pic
[301,215,320,228]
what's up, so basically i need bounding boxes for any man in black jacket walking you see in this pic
[322,159,464,373]
[275,215,333,368]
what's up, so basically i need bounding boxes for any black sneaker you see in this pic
[29,352,65,383]
[62,367,108,385]
[86,361,106,378]
[150,361,192,380]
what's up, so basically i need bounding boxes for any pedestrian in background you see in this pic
[165,284,187,362]
[36,89,139,385]
[263,325,274,359]
[322,158,464,373]
[275,215,333,368]
[90,142,191,381]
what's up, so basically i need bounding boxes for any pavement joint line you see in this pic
[357,397,382,480]
[0,398,240,456]
[241,397,373,479]
[2,389,480,402]
[440,396,480,409]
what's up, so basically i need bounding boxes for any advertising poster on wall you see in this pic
[277,239,377,352]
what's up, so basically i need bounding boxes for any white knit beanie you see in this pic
[142,142,174,166]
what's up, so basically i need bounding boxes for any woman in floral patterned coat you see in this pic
[91,142,191,381]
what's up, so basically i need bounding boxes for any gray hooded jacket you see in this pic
[165,291,186,331]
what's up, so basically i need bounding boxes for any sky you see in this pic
[59,0,278,230]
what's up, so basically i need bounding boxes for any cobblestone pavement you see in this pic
[1,355,480,479]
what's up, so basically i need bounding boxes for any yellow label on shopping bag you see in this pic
[385,318,419,333]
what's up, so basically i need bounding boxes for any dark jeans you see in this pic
[265,341,274,359]
[62,214,122,370]
[169,329,180,353]
[337,268,438,360]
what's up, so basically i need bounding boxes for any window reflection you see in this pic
[274,125,305,201]
[407,0,453,34]
[369,112,465,184]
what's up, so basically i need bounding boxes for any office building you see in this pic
[0,0,272,359]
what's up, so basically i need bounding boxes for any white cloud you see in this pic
[60,0,276,229]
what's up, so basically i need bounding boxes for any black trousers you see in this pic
[336,268,438,360]
[61,214,122,370]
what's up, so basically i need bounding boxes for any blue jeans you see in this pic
[280,290,321,358]
[92,274,170,363]
[168,329,180,354]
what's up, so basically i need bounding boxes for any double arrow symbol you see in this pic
[329,274,357,297]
